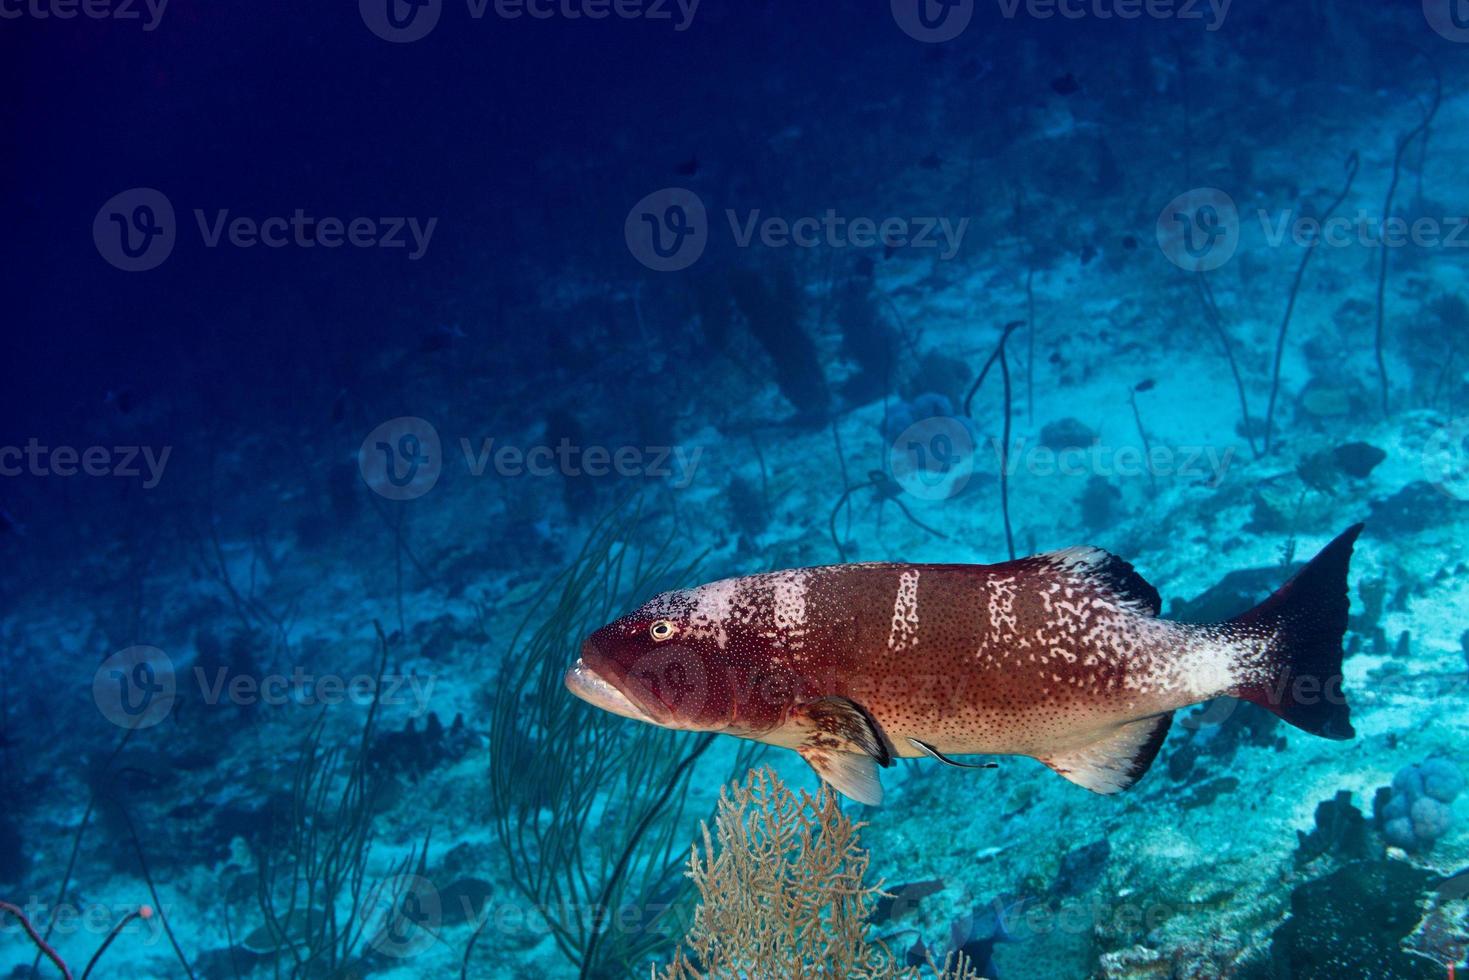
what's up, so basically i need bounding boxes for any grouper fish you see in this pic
[565,525,1362,804]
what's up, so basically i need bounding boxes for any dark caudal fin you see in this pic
[1230,524,1363,740]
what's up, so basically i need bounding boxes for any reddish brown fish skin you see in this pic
[580,556,1220,760]
[577,526,1361,800]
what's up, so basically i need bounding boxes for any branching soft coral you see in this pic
[658,768,979,980]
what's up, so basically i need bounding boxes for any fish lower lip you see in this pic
[564,658,656,724]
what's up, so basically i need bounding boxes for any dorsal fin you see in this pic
[1038,546,1161,616]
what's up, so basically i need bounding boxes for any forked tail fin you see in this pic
[1230,523,1363,740]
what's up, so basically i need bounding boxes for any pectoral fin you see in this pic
[797,746,884,805]
[789,696,892,805]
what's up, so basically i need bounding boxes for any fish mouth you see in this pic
[564,657,658,725]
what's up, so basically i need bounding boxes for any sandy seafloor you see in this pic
[4,38,1469,980]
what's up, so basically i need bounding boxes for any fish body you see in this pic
[567,526,1362,804]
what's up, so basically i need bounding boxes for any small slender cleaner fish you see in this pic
[565,525,1362,804]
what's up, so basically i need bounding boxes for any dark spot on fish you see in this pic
[1051,72,1080,96]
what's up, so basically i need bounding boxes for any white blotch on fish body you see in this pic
[771,569,810,651]
[979,575,1019,657]
[888,569,920,651]
[687,578,738,650]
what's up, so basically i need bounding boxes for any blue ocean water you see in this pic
[2,1,1468,977]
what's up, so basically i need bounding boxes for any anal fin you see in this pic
[1039,712,1173,795]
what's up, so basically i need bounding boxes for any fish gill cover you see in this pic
[0,1,1467,978]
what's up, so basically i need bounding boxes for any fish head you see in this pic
[565,585,742,733]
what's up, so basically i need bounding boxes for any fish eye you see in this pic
[649,620,677,642]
